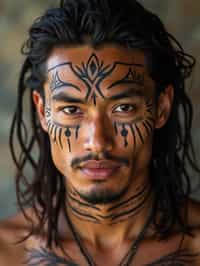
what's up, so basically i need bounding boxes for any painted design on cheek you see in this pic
[114,121,118,135]
[146,99,154,114]
[65,127,72,152]
[47,120,63,149]
[135,123,144,144]
[64,125,80,152]
[45,107,80,152]
[114,122,138,149]
[121,124,129,147]
[144,99,155,134]
[113,98,155,148]
[45,107,51,119]
[52,123,80,152]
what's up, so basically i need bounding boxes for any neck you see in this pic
[65,178,154,247]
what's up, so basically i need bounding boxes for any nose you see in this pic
[84,115,114,153]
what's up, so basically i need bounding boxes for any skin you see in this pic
[0,44,200,265]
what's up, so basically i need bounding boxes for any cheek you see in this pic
[47,122,83,175]
[46,118,81,152]
[130,125,154,175]
[46,129,71,174]
[115,118,155,154]
[114,98,156,151]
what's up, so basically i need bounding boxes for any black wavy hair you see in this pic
[10,0,200,249]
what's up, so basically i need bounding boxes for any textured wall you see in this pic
[0,0,199,219]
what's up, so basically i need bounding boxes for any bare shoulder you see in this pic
[0,210,31,265]
[187,198,200,228]
[184,199,200,259]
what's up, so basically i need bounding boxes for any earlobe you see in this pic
[155,85,174,129]
[32,90,48,132]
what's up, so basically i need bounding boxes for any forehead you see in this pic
[47,44,147,68]
[45,44,155,97]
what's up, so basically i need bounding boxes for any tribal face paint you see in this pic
[42,45,157,207]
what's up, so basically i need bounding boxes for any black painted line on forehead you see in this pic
[47,62,71,73]
[107,68,145,90]
[114,62,144,67]
[47,60,145,73]
[50,71,81,93]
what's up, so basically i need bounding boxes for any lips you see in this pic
[80,160,121,169]
[79,160,121,179]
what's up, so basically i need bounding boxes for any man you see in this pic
[0,0,200,265]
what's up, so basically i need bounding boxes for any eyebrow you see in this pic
[52,92,86,104]
[52,87,144,104]
[109,87,145,100]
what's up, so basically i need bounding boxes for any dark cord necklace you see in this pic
[119,209,153,266]
[64,207,154,266]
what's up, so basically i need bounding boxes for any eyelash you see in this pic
[113,104,136,113]
[61,106,82,115]
[61,103,137,116]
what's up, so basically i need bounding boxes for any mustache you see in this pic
[71,151,130,169]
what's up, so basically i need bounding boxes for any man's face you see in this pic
[41,44,158,204]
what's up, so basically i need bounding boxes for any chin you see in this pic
[76,183,129,205]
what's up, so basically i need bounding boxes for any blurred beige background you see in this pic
[0,0,200,219]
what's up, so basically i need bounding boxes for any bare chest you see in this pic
[24,235,199,266]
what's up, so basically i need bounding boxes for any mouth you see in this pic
[81,167,120,179]
[79,160,122,180]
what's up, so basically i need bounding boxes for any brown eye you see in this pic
[62,106,82,115]
[114,104,135,113]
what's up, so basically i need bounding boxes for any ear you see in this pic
[32,90,48,132]
[155,85,174,129]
